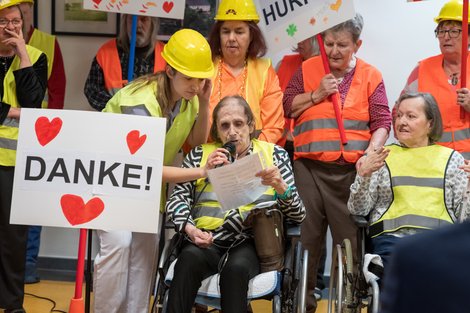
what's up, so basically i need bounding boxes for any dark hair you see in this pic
[395,92,443,144]
[436,20,470,36]
[210,95,256,142]
[208,21,267,60]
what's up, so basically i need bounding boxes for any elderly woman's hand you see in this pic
[312,73,339,103]
[205,147,231,170]
[456,88,470,112]
[357,146,390,177]
[459,159,470,179]
[185,224,213,248]
[256,165,288,195]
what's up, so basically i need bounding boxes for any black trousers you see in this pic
[0,166,27,310]
[167,239,259,313]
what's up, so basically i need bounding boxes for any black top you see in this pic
[0,53,48,123]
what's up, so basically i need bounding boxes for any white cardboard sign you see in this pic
[255,0,356,54]
[10,109,165,234]
[83,0,186,19]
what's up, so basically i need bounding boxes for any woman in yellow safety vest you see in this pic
[94,29,214,313]
[166,95,306,313]
[349,92,470,270]
[0,1,47,312]
[207,0,284,144]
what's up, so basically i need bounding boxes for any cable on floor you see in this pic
[24,292,67,313]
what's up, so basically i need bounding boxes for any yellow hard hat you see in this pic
[435,0,470,23]
[215,0,259,23]
[0,0,24,10]
[161,29,214,79]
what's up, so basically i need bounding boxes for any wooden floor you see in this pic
[24,280,331,313]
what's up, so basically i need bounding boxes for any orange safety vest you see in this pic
[276,54,303,147]
[278,54,303,91]
[96,39,166,95]
[418,54,470,158]
[293,56,381,163]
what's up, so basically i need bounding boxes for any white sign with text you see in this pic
[83,0,186,19]
[255,0,356,54]
[11,109,165,233]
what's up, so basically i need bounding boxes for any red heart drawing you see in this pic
[35,116,62,146]
[61,194,105,226]
[162,1,174,13]
[127,130,147,155]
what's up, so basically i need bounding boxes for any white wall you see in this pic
[38,0,448,259]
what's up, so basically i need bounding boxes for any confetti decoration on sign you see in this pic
[330,0,342,12]
[309,17,316,26]
[286,24,298,37]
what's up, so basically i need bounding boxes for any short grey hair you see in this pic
[324,13,364,42]
[117,14,160,57]
[395,92,443,144]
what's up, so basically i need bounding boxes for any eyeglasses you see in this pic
[0,18,22,28]
[434,28,462,38]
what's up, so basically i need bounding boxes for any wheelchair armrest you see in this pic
[286,223,301,238]
[350,214,369,228]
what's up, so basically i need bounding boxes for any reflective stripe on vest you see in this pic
[29,29,55,108]
[369,144,454,238]
[0,45,43,166]
[193,139,276,230]
[96,39,166,96]
[294,56,381,163]
[210,58,270,134]
[418,54,470,155]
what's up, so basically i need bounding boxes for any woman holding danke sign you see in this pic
[96,29,217,313]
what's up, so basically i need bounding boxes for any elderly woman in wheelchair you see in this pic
[330,92,470,313]
[349,91,470,268]
[164,95,306,313]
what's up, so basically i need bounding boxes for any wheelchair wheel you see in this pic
[328,239,355,313]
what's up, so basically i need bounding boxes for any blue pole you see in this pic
[127,15,138,83]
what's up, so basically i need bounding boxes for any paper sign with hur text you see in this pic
[254,0,355,54]
[10,109,165,234]
[83,0,186,19]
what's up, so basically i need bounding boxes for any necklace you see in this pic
[0,56,13,73]
[449,73,459,86]
[217,58,248,102]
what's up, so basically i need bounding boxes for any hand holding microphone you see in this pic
[207,142,236,169]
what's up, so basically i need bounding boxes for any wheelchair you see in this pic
[328,215,383,313]
[152,223,308,313]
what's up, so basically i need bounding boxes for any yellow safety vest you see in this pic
[193,139,276,230]
[210,57,270,135]
[28,29,55,108]
[369,144,455,238]
[0,45,43,166]
[104,80,199,211]
[103,80,198,166]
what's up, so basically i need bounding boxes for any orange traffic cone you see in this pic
[68,297,85,313]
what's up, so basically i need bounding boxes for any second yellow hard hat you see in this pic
[161,29,214,79]
[215,0,259,23]
[435,0,470,23]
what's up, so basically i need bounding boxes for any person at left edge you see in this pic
[98,29,213,313]
[18,0,66,285]
[85,14,165,111]
[0,1,47,312]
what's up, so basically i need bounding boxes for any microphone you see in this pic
[216,141,236,168]
[205,142,236,183]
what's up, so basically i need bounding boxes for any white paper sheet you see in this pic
[207,153,268,211]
